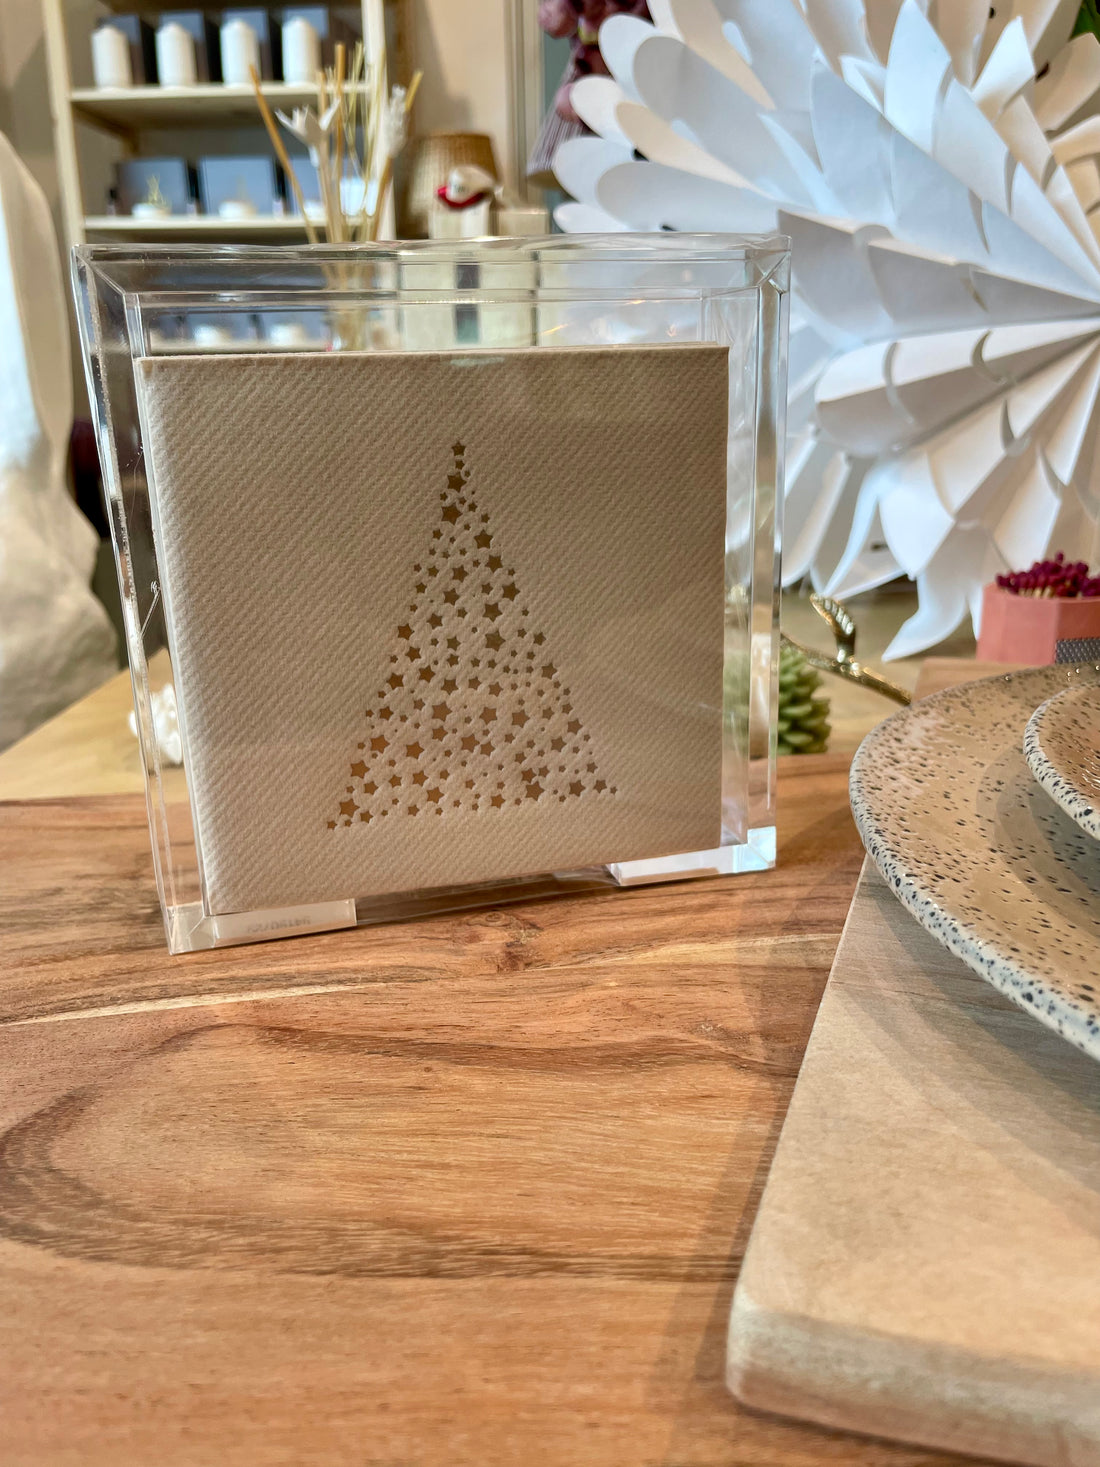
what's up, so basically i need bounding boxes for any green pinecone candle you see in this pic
[777,643,830,755]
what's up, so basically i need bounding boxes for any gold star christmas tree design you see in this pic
[331,442,617,829]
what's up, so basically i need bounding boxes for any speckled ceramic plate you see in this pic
[1024,685,1100,842]
[850,665,1100,1061]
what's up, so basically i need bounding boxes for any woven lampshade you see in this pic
[401,132,499,239]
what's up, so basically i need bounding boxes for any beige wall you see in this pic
[406,0,516,188]
[0,0,63,224]
[0,0,93,410]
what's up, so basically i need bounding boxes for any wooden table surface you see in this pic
[0,660,999,1466]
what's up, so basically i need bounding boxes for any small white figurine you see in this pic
[431,166,498,239]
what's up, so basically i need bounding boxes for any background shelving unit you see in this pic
[81,211,321,237]
[43,0,402,252]
[69,81,341,129]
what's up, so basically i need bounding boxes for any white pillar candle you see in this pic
[155,22,197,87]
[193,323,235,347]
[281,16,320,84]
[91,25,132,89]
[220,18,260,86]
[269,321,310,346]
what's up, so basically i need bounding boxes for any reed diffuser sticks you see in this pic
[250,38,421,243]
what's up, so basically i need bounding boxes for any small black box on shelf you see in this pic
[116,157,196,215]
[198,155,280,217]
[282,152,321,215]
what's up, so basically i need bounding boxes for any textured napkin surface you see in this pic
[138,345,728,913]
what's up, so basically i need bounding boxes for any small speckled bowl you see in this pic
[1025,685,1100,843]
[850,665,1100,1061]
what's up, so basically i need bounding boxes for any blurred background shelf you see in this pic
[84,213,312,240]
[43,0,395,251]
[70,82,368,132]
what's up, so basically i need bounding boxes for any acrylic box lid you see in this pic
[72,233,792,308]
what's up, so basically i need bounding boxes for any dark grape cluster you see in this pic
[996,552,1100,598]
[537,0,651,122]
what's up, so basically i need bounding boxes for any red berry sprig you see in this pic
[996,552,1100,598]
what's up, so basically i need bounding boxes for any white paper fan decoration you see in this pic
[553,0,1100,657]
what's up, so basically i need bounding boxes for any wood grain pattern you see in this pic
[728,659,1070,1467]
[0,740,991,1464]
[0,755,859,1024]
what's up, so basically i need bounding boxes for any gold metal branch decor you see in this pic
[783,595,911,706]
[250,40,421,243]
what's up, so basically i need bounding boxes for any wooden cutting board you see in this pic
[727,851,1100,1461]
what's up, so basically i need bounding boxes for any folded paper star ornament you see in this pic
[555,0,1100,657]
